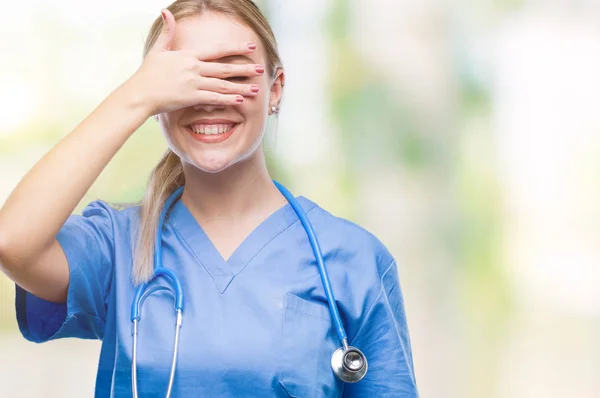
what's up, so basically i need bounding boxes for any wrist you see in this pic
[118,75,155,120]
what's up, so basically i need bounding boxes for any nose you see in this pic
[193,103,225,113]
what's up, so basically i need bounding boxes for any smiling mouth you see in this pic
[187,123,238,135]
[184,123,240,143]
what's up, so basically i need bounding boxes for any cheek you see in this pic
[160,120,189,160]
[160,112,183,139]
[249,76,272,110]
[163,130,186,160]
[240,95,268,130]
[164,131,178,149]
[247,90,269,113]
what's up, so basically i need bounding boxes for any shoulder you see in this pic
[73,199,142,237]
[300,196,401,338]
[80,199,139,219]
[301,196,395,276]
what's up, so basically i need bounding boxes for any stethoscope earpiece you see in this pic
[330,341,368,383]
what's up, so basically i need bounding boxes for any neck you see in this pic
[180,151,286,224]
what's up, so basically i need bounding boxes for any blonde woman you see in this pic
[0,1,419,396]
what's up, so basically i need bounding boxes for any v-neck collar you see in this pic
[166,196,317,293]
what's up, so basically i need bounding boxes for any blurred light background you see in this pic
[1,0,600,397]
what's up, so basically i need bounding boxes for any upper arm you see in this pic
[343,260,419,397]
[12,239,71,303]
[13,200,118,342]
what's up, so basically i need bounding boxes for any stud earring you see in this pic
[271,105,280,114]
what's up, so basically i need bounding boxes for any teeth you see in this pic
[190,124,235,135]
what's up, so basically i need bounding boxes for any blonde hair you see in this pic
[133,0,283,284]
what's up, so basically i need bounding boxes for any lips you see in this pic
[184,123,239,144]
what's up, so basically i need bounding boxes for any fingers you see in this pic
[195,62,265,80]
[198,77,260,97]
[150,9,176,53]
[192,74,261,107]
[195,41,258,62]
[195,92,246,106]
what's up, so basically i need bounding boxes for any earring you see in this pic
[271,105,280,114]
[153,115,159,122]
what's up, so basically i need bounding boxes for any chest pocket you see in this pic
[279,293,342,398]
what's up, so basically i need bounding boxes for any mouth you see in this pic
[184,123,240,144]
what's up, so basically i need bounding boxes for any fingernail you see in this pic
[251,85,259,93]
[255,65,264,74]
[236,96,244,103]
[247,42,256,50]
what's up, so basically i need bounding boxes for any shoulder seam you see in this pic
[381,262,418,386]
[350,258,396,342]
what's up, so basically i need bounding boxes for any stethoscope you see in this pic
[130,181,368,397]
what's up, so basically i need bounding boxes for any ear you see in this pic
[269,67,285,115]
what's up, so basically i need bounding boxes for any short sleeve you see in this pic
[343,259,419,397]
[15,200,116,343]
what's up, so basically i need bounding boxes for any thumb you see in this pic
[151,9,176,52]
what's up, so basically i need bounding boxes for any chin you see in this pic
[189,153,237,174]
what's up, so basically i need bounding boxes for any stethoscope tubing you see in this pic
[272,181,347,344]
[130,181,366,396]
[131,186,185,397]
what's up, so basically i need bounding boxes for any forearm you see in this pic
[0,79,149,267]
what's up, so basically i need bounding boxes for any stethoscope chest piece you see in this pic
[131,182,370,397]
[331,345,368,383]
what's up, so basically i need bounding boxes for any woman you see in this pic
[0,0,418,396]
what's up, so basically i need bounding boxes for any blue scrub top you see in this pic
[15,194,419,397]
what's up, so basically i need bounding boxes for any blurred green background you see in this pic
[1,0,600,397]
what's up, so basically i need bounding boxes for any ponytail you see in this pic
[132,149,184,284]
